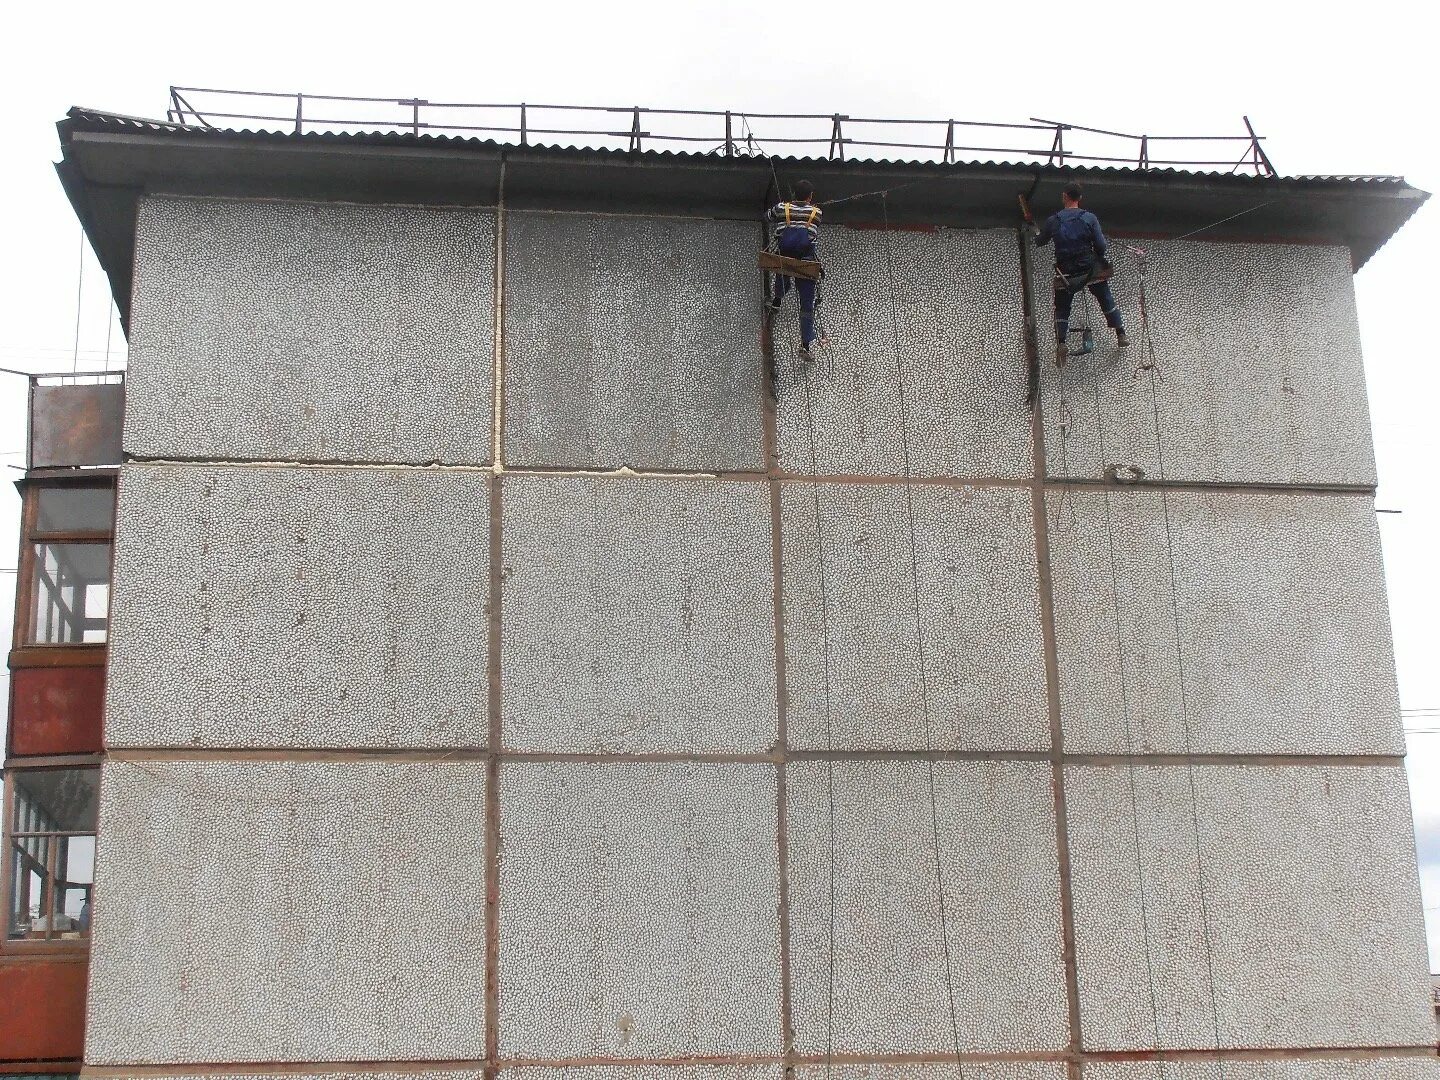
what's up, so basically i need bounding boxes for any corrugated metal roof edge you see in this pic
[61,107,1417,191]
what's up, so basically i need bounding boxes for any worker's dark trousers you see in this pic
[1054,272,1124,342]
[771,242,820,349]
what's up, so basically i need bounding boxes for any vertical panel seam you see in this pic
[1019,223,1086,1074]
[483,156,507,1080]
[765,238,796,1071]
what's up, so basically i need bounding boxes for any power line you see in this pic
[71,228,85,375]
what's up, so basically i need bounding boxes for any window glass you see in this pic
[26,542,111,644]
[6,769,99,942]
[33,486,115,535]
[11,769,100,833]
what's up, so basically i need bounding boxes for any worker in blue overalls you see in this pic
[1033,181,1129,367]
[764,180,823,362]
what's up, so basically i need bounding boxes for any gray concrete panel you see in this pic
[106,463,490,749]
[128,195,494,465]
[1047,489,1401,755]
[796,1067,1065,1080]
[505,1070,782,1080]
[501,475,776,753]
[1066,763,1435,1052]
[86,760,488,1064]
[137,1075,485,1080]
[773,227,1032,479]
[787,760,1068,1056]
[782,482,1047,751]
[503,212,764,471]
[1081,1061,1440,1080]
[497,762,782,1060]
[1035,241,1375,485]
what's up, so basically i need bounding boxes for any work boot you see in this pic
[798,345,817,363]
[1055,342,1068,368]
[1116,330,1131,348]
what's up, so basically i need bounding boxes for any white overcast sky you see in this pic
[1,1,1436,969]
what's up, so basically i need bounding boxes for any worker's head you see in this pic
[793,180,815,203]
[1062,182,1084,208]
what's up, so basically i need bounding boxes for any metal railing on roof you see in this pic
[165,86,1279,176]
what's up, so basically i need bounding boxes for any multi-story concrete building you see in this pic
[2,101,1436,1077]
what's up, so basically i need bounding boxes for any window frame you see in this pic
[12,472,117,651]
[1,757,102,954]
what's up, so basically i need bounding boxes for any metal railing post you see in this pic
[944,119,955,164]
[829,114,846,161]
[295,93,304,135]
[1138,133,1149,170]
[1243,115,1276,177]
[725,111,733,157]
[1048,124,1065,166]
[629,107,643,152]
[168,86,184,124]
[520,103,528,146]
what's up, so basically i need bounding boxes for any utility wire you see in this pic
[71,228,85,375]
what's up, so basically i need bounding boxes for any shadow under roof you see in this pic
[55,107,1429,329]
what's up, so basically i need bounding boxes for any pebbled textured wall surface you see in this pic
[1079,1061,1440,1079]
[87,760,489,1064]
[786,760,1068,1055]
[1066,763,1435,1051]
[1033,240,1375,486]
[105,463,491,748]
[772,227,1032,479]
[795,1067,1066,1080]
[96,190,1430,1078]
[497,762,782,1061]
[1047,488,1401,755]
[504,212,764,471]
[780,481,1047,750]
[128,196,495,465]
[500,473,775,753]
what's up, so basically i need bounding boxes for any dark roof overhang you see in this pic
[55,107,1429,332]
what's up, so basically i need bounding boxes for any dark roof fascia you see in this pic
[56,108,1430,331]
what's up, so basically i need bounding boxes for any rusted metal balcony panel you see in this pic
[0,954,87,1067]
[7,662,106,758]
[28,382,123,471]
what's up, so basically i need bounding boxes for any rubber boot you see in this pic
[1056,342,1068,368]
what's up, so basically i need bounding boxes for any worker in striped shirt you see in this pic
[764,180,823,361]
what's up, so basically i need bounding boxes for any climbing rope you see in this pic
[799,363,840,1077]
[1145,354,1230,1073]
[879,191,969,1077]
[1091,369,1169,1070]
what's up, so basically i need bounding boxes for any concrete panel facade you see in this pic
[127,196,495,465]
[786,760,1068,1055]
[504,212,764,471]
[87,760,489,1064]
[501,474,775,753]
[93,169,1431,1079]
[497,762,781,1061]
[1080,1061,1440,1080]
[1047,489,1400,755]
[773,227,1032,479]
[781,482,1047,750]
[105,463,490,749]
[1034,240,1376,486]
[1066,763,1434,1052]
